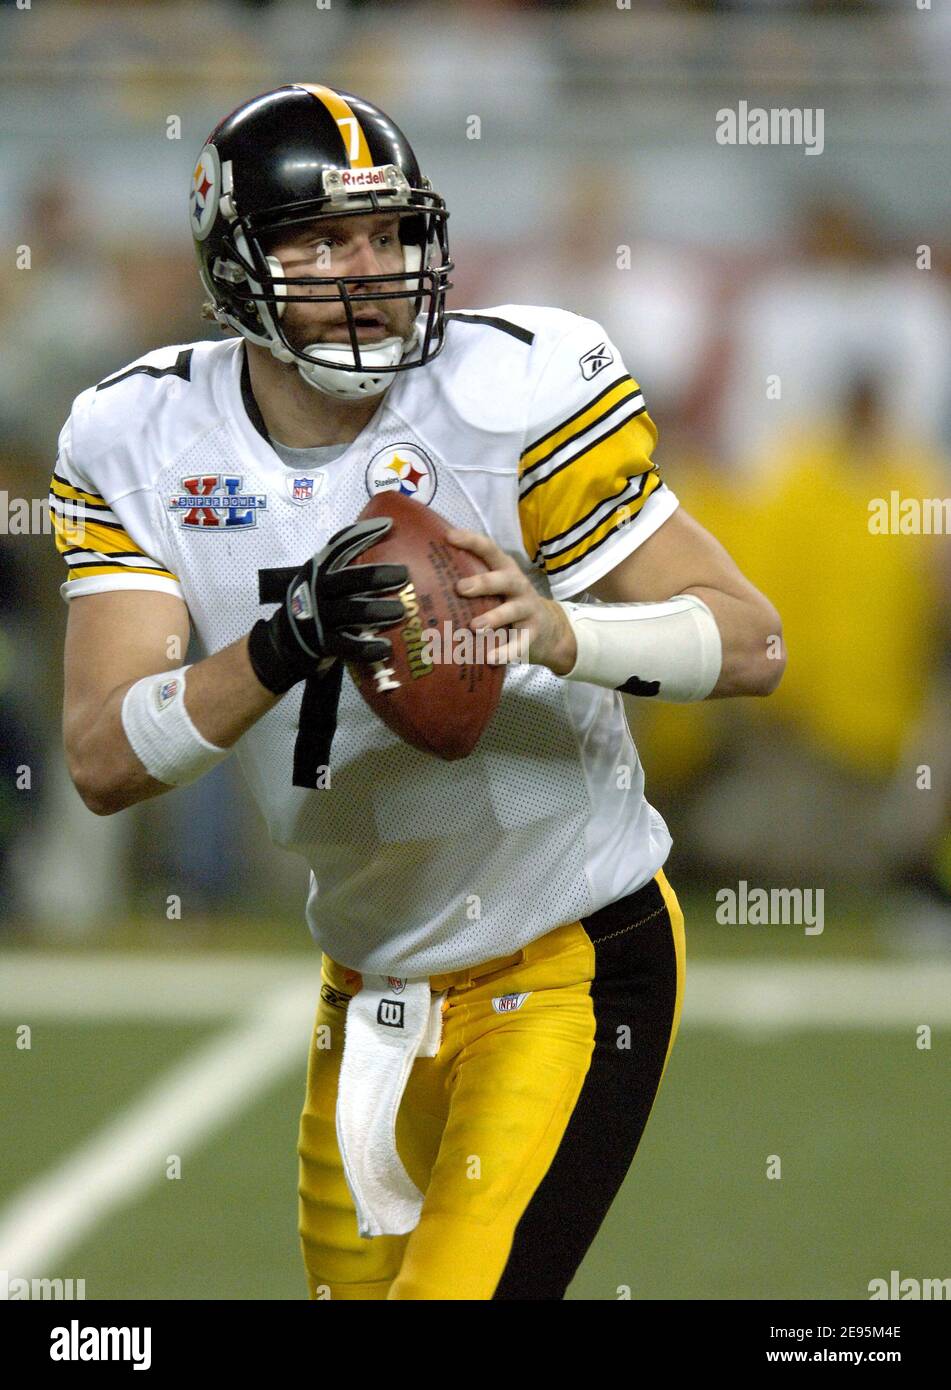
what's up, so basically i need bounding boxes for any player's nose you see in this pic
[347,235,387,284]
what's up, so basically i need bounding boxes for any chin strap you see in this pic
[291,325,420,400]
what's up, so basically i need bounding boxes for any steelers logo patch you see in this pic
[365,443,437,504]
[190,144,220,242]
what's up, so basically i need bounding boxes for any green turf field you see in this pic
[2,892,949,1300]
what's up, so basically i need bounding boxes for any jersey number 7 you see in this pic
[258,567,343,789]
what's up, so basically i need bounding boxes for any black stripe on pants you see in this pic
[492,877,681,1300]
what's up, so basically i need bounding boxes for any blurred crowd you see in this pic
[1,0,949,942]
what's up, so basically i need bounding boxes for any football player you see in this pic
[52,84,785,1300]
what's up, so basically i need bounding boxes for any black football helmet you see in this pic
[190,83,452,398]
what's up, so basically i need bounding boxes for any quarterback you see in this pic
[51,84,784,1299]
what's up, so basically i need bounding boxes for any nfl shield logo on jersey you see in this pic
[292,477,314,502]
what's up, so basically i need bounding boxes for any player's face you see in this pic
[266,211,417,349]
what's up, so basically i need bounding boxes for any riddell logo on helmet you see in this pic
[339,167,389,188]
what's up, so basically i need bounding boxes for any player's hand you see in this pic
[248,518,409,694]
[446,527,578,675]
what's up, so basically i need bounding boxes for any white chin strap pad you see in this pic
[295,327,420,400]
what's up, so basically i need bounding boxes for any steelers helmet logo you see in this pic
[365,443,437,504]
[190,144,220,242]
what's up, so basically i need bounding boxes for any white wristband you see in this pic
[120,666,229,787]
[559,594,722,702]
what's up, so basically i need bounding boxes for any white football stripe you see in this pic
[0,977,318,1277]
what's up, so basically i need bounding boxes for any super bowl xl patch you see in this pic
[168,475,267,529]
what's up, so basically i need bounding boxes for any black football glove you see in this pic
[248,517,408,695]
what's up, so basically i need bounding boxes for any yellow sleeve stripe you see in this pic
[519,375,639,477]
[52,513,145,556]
[520,411,657,538]
[518,409,660,567]
[50,474,109,508]
[542,473,663,576]
[297,84,373,168]
[63,564,180,582]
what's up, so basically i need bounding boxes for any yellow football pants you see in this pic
[298,867,685,1300]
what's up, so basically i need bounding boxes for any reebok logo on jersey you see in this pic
[579,342,614,381]
[491,991,531,1014]
[168,474,267,529]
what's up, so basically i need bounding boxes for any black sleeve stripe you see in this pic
[544,507,654,578]
[519,391,642,484]
[96,348,193,393]
[520,405,648,503]
[61,547,155,562]
[50,470,106,498]
[63,557,177,575]
[445,312,535,345]
[521,373,633,459]
[49,500,124,526]
[537,473,658,552]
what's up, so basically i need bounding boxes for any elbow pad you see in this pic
[558,594,722,702]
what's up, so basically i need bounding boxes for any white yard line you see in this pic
[1,952,949,1028]
[0,977,318,1279]
[0,952,319,1020]
[683,961,951,1033]
[1,952,948,1276]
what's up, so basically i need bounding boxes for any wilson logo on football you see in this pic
[168,475,267,529]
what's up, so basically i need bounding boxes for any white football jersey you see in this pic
[50,305,679,976]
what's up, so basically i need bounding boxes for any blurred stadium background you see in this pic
[1,0,950,1300]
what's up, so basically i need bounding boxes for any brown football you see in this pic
[345,492,505,760]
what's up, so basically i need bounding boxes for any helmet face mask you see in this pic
[191,85,453,399]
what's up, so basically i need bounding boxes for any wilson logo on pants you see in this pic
[377,999,405,1028]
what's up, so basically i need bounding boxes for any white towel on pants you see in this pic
[335,975,447,1238]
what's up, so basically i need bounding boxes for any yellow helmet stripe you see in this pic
[297,83,373,168]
